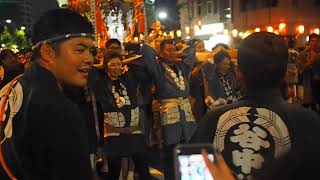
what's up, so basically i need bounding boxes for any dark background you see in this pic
[154,0,180,30]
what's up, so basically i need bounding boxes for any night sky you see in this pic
[154,0,180,30]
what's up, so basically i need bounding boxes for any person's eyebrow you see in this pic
[75,43,91,48]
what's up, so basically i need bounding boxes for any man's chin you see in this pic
[73,79,87,88]
[163,59,176,64]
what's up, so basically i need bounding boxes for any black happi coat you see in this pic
[0,62,93,180]
[190,62,239,122]
[192,90,320,179]
[140,45,198,145]
[89,67,146,156]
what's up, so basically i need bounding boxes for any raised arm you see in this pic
[140,45,162,80]
[180,46,196,72]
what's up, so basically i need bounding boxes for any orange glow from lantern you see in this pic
[185,27,190,35]
[314,28,320,35]
[279,23,286,34]
[297,25,305,34]
[176,30,182,38]
[267,26,274,32]
[255,28,261,32]
[169,31,175,39]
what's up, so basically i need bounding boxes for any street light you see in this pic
[21,26,26,30]
[158,11,167,20]
[5,19,12,24]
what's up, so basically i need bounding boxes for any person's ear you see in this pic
[40,43,56,64]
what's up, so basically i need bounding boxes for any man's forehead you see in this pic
[66,37,94,47]
[109,43,120,47]
[164,43,175,48]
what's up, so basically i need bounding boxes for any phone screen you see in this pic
[178,154,214,180]
[175,144,215,180]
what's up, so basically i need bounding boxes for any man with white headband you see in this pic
[0,9,95,179]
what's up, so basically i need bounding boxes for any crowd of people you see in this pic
[0,8,320,180]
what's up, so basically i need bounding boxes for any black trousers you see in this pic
[102,153,153,180]
[163,144,176,180]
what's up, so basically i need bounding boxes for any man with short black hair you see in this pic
[105,38,122,54]
[192,32,320,179]
[0,9,95,179]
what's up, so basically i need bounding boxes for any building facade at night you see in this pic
[0,0,33,31]
[232,0,320,46]
[178,0,232,50]
[32,0,59,25]
[0,0,60,32]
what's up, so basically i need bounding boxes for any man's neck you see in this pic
[217,70,227,76]
[162,59,175,66]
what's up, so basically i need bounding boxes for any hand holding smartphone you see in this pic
[175,144,215,180]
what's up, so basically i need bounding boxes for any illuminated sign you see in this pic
[194,23,224,36]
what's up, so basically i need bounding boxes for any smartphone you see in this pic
[174,144,215,180]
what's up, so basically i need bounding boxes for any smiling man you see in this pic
[0,9,95,179]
